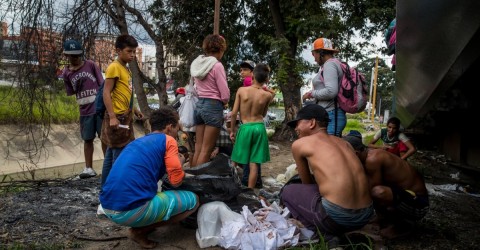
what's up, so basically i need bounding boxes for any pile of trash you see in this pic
[196,200,314,249]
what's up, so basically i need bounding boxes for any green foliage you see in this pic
[0,86,78,124]
[344,119,365,135]
[356,58,396,115]
[285,231,374,250]
[347,112,369,121]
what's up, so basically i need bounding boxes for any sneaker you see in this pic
[96,204,108,219]
[79,167,97,179]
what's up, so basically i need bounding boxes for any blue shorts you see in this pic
[327,108,346,137]
[281,184,373,233]
[104,190,198,228]
[80,114,102,141]
[194,98,224,128]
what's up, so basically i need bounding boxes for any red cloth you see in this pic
[386,141,408,156]
[243,76,252,87]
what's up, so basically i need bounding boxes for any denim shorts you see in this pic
[327,108,346,137]
[194,98,224,128]
[80,114,102,141]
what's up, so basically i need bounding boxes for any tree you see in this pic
[241,0,396,139]
[1,0,396,141]
[356,57,395,116]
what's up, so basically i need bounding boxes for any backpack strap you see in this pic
[334,98,338,137]
[129,84,134,110]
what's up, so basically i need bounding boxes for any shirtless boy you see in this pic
[230,63,274,189]
[281,104,374,248]
[344,133,429,239]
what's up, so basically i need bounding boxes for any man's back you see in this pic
[366,149,427,195]
[237,86,272,123]
[293,132,372,209]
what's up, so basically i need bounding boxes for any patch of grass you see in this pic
[285,232,374,250]
[0,86,78,124]
[344,119,365,135]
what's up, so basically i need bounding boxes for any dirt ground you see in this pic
[1,140,480,249]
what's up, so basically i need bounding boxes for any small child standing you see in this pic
[230,63,274,189]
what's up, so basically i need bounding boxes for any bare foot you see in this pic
[128,228,157,249]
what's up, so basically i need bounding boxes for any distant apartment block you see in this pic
[141,48,184,80]
[21,26,63,67]
[165,53,182,77]
[143,55,157,79]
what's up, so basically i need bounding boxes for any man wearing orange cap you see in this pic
[302,38,346,137]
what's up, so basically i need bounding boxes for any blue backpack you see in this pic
[95,81,133,116]
[95,81,106,116]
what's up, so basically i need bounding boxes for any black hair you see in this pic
[115,34,138,49]
[150,106,179,132]
[178,146,188,154]
[253,63,270,84]
[316,119,329,128]
[319,50,334,57]
[344,136,366,151]
[387,116,401,128]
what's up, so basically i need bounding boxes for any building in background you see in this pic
[141,47,184,81]
[164,53,182,77]
[1,21,185,91]
[143,55,156,80]
[88,33,115,72]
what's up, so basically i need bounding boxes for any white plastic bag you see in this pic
[196,201,244,248]
[179,78,198,128]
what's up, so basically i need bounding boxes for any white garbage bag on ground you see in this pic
[196,200,314,249]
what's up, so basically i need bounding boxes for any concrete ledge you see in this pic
[0,122,146,180]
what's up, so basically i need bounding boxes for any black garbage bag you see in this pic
[177,174,242,203]
[226,188,263,212]
[163,153,261,228]
[184,153,232,176]
[164,153,243,203]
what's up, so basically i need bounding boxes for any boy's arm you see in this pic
[292,140,315,184]
[63,77,75,96]
[262,92,273,117]
[134,106,144,119]
[368,130,383,149]
[164,136,185,187]
[92,61,104,85]
[62,69,75,96]
[103,78,119,128]
[229,90,242,142]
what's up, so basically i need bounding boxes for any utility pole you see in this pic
[214,0,221,35]
[367,67,374,119]
[371,56,379,123]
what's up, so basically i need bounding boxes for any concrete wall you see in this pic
[0,123,146,179]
